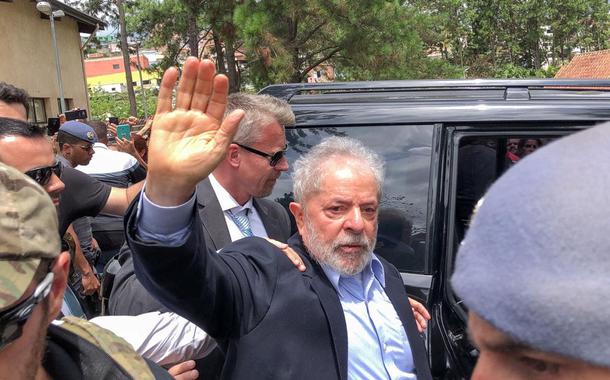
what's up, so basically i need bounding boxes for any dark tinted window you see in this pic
[454,135,556,242]
[270,124,434,273]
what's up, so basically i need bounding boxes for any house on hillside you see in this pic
[85,55,160,93]
[0,0,104,126]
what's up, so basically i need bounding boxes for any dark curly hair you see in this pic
[0,82,29,115]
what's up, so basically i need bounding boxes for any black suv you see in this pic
[260,79,610,379]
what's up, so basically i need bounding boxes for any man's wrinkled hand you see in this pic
[266,238,306,272]
[145,57,244,207]
[409,297,431,332]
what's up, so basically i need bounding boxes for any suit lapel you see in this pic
[195,178,232,250]
[383,264,432,380]
[253,198,283,241]
[289,236,349,380]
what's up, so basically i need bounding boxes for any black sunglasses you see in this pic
[0,272,54,352]
[24,160,62,186]
[235,143,287,167]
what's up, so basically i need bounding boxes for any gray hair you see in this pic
[292,136,385,202]
[225,93,295,145]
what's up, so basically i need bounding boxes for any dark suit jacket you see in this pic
[108,178,291,315]
[127,198,432,380]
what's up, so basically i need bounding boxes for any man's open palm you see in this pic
[146,58,244,206]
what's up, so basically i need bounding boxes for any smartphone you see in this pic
[47,117,60,136]
[108,116,119,125]
[116,124,131,140]
[65,109,88,121]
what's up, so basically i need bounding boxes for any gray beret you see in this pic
[452,123,610,368]
[59,120,97,143]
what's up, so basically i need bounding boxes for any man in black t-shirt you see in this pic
[0,85,144,236]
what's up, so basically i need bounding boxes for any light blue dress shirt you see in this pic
[137,186,195,245]
[321,258,417,380]
[137,189,417,379]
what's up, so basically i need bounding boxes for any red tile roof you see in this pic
[555,50,610,79]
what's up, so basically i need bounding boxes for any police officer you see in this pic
[0,162,172,379]
[57,120,98,168]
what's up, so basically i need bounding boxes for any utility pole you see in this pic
[116,0,137,116]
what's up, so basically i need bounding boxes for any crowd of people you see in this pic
[0,56,609,380]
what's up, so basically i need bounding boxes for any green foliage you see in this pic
[492,64,561,79]
[411,0,610,78]
[235,0,460,88]
[81,0,610,86]
[88,88,157,120]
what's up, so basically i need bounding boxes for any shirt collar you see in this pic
[321,254,386,297]
[56,154,71,168]
[208,173,253,213]
[93,142,108,150]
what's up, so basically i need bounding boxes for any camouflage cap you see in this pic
[0,163,60,309]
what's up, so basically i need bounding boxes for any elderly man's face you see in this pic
[469,312,610,380]
[291,159,379,276]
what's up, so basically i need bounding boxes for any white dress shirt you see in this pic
[88,312,216,366]
[209,174,268,241]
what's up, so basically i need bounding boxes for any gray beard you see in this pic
[303,217,376,276]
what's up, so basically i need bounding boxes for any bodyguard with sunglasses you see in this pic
[0,163,172,379]
[108,92,295,378]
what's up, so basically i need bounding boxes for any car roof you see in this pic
[260,79,610,125]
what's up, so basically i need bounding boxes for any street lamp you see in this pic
[36,1,67,114]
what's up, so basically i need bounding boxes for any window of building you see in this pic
[113,64,120,69]
[57,98,74,114]
[27,98,47,127]
[143,80,151,85]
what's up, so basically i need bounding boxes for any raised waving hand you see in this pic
[146,57,244,206]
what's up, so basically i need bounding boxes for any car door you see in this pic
[429,122,599,379]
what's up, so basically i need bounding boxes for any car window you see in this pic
[270,124,434,274]
[454,135,556,242]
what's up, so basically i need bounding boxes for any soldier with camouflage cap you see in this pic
[0,162,172,379]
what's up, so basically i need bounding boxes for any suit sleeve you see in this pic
[108,243,170,315]
[126,197,280,339]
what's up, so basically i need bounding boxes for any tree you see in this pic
[411,0,610,78]
[234,0,460,88]
[88,88,157,120]
[66,0,139,115]
[126,0,242,92]
[117,0,137,116]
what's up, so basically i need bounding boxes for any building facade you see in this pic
[84,55,159,93]
[0,0,103,126]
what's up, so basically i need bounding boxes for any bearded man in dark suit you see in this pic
[125,58,432,380]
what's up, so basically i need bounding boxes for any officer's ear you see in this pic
[45,251,70,322]
[60,143,72,157]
